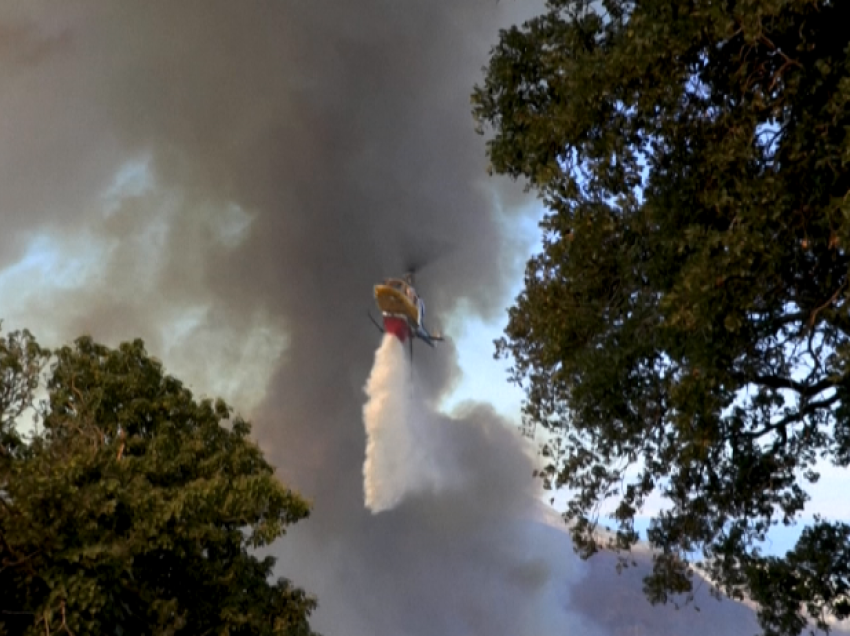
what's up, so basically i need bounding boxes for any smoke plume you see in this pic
[0,1,601,635]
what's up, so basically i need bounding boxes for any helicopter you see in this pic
[369,269,444,360]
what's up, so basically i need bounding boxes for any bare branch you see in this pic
[742,393,840,441]
[808,282,847,328]
[732,372,835,398]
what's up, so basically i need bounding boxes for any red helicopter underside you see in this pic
[382,316,410,343]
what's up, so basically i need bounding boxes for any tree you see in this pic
[0,329,318,636]
[473,0,850,633]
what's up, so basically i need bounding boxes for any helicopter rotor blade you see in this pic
[399,235,457,282]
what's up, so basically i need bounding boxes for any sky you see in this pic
[0,2,847,635]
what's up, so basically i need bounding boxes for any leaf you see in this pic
[475,0,850,633]
[0,332,318,636]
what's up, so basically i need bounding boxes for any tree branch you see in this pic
[742,393,840,441]
[732,372,834,398]
[0,548,41,574]
[808,282,847,328]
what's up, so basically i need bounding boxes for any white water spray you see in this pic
[362,335,455,512]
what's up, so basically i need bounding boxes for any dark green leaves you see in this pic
[475,1,850,634]
[0,331,317,636]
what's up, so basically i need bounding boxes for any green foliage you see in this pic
[474,0,850,633]
[0,330,318,636]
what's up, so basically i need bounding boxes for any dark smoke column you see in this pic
[0,1,555,635]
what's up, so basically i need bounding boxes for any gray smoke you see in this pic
[0,1,605,635]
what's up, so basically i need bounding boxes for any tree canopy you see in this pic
[473,0,850,634]
[0,329,318,636]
